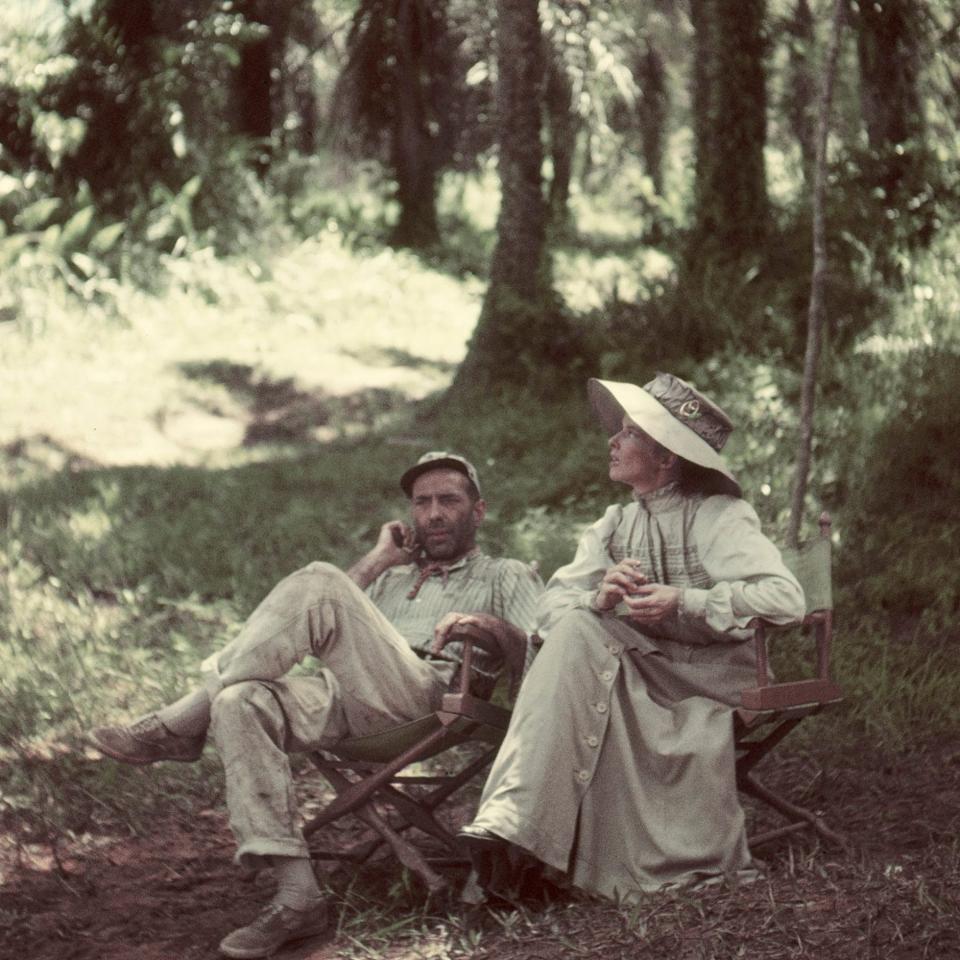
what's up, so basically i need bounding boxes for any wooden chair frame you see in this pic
[303,639,511,892]
[302,522,846,888]
[734,513,846,849]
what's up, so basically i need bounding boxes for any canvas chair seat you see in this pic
[302,629,514,892]
[734,512,847,849]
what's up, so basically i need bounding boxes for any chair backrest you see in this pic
[779,536,832,616]
[740,513,841,706]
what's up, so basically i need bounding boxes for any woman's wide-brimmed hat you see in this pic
[587,373,741,497]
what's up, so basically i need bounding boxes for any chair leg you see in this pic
[352,801,449,893]
[314,765,450,892]
[379,746,499,852]
[303,725,454,834]
[740,771,848,848]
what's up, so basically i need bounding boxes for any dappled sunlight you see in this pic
[555,247,675,313]
[0,233,481,470]
[855,224,960,356]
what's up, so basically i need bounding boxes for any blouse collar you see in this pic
[633,480,684,514]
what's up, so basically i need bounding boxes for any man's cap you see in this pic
[400,451,482,497]
[587,373,741,498]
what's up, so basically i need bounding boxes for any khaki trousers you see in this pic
[203,562,453,867]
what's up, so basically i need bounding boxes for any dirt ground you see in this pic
[2,741,959,960]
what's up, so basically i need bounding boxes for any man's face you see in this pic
[409,469,485,561]
[608,416,671,494]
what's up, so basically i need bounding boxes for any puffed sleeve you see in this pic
[535,504,623,639]
[679,497,806,634]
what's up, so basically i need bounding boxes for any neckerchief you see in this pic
[406,548,479,599]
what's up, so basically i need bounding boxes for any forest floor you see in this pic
[2,737,959,960]
[3,241,959,959]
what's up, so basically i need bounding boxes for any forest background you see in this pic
[1,1,959,958]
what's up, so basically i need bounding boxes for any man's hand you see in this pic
[619,583,682,625]
[430,612,527,686]
[593,558,649,611]
[346,521,418,590]
[374,521,420,565]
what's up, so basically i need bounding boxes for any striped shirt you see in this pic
[366,552,543,668]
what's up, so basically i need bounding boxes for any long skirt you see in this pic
[470,609,756,900]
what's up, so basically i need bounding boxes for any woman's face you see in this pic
[607,417,672,493]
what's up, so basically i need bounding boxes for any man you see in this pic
[88,451,542,959]
[459,375,805,902]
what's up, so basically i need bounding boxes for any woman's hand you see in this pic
[619,583,682,624]
[593,558,649,611]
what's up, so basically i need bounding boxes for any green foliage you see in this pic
[2,1,960,853]
[821,140,960,288]
[329,0,493,172]
[49,1,245,216]
[4,448,406,613]
[266,151,395,248]
[838,346,960,623]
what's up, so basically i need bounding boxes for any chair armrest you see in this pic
[743,612,840,709]
[444,622,526,699]
[740,678,844,711]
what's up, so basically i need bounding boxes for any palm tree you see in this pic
[329,0,463,248]
[450,0,584,398]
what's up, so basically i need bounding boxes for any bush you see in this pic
[839,346,960,623]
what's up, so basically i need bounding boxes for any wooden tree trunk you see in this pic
[788,0,846,548]
[853,0,926,197]
[486,0,547,303]
[784,0,817,185]
[545,49,578,235]
[450,0,574,397]
[237,35,273,140]
[689,0,770,253]
[635,40,668,196]
[390,0,440,248]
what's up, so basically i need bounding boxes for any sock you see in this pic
[270,856,324,911]
[155,688,211,737]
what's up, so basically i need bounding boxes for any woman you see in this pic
[459,373,805,901]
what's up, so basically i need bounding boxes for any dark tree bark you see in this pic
[544,48,578,235]
[450,0,579,398]
[235,1,295,174]
[784,0,817,184]
[689,0,770,253]
[788,0,846,548]
[634,39,668,196]
[851,0,926,197]
[389,0,441,248]
[237,20,273,141]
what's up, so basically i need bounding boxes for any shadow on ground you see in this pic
[177,359,414,446]
[3,741,959,960]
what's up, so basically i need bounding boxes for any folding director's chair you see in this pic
[302,630,514,892]
[735,512,846,848]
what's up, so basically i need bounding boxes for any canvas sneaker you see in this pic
[87,715,205,765]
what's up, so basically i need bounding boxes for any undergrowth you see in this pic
[1,185,959,863]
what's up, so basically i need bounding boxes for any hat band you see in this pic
[650,393,728,451]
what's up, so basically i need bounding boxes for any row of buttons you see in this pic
[575,642,625,784]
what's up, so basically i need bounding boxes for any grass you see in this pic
[0,233,483,471]
[2,173,960,958]
[3,210,960,820]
